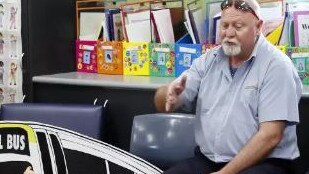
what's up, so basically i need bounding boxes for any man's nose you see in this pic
[225,26,236,37]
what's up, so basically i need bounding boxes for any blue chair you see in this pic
[0,103,106,140]
[130,113,196,170]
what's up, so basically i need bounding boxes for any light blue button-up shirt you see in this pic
[179,35,302,162]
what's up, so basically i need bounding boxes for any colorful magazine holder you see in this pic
[175,34,202,77]
[123,42,150,76]
[76,40,98,73]
[150,43,175,77]
[97,41,123,75]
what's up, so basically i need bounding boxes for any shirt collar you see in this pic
[215,35,264,80]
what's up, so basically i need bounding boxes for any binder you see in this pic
[105,8,121,41]
[150,43,175,77]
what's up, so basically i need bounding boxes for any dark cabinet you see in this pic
[22,0,76,101]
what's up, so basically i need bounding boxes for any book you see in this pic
[97,41,123,75]
[123,42,150,76]
[76,40,97,73]
[150,43,175,77]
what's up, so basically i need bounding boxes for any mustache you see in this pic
[222,38,239,45]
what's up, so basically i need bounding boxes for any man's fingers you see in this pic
[180,75,187,87]
[166,94,178,112]
[165,75,187,112]
[165,101,175,112]
[175,75,187,94]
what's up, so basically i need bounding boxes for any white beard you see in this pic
[221,39,241,56]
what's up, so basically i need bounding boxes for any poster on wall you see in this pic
[294,11,309,47]
[0,0,22,106]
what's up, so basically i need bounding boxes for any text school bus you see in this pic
[0,121,162,174]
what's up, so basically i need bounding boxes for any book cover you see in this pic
[150,43,175,77]
[97,41,123,75]
[289,47,309,85]
[123,42,150,76]
[76,40,97,73]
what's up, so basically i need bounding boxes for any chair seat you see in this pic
[0,103,105,140]
[130,113,196,170]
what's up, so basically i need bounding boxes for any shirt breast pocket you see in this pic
[241,86,258,111]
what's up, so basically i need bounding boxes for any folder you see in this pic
[186,0,206,43]
[79,12,105,40]
[150,43,175,77]
[105,8,123,41]
[213,13,221,44]
[205,0,223,44]
[151,9,175,43]
[266,23,284,45]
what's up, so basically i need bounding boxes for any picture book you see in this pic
[123,42,150,76]
[76,40,97,73]
[289,47,309,85]
[150,43,175,77]
[97,41,123,75]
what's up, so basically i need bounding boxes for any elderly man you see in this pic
[154,0,302,173]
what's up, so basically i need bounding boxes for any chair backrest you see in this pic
[0,103,105,140]
[130,113,196,170]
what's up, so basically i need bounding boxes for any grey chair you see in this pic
[130,113,196,170]
[0,103,106,140]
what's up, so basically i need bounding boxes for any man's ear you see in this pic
[256,20,263,35]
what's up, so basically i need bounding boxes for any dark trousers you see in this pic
[163,147,296,174]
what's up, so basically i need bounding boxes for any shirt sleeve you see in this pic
[258,59,303,124]
[178,52,213,112]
